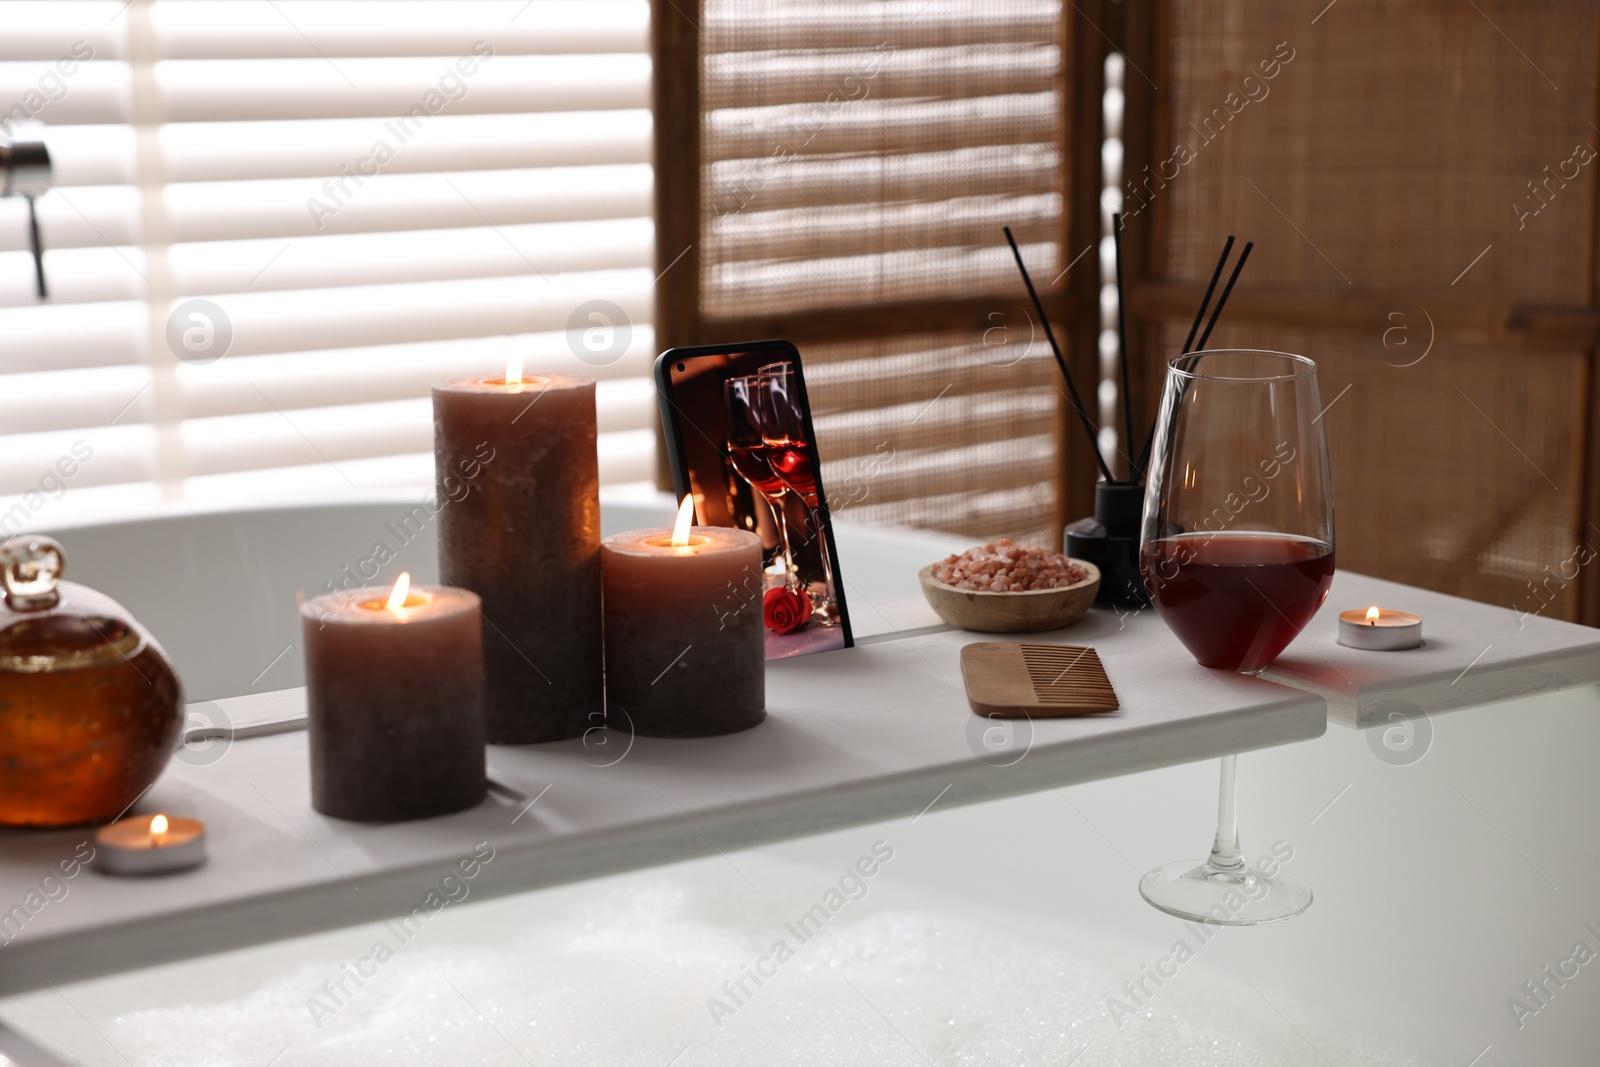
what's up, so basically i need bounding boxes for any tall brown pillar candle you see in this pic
[601,498,766,737]
[300,574,485,821]
[433,369,602,742]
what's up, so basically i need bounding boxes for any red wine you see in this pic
[729,444,787,498]
[765,437,817,502]
[1140,532,1333,674]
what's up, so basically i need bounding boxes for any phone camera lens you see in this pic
[676,362,685,371]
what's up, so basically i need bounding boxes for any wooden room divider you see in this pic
[655,0,1600,624]
[1118,0,1600,624]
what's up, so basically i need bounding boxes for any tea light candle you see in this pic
[299,573,486,821]
[1337,605,1423,650]
[601,497,765,737]
[95,813,206,876]
[433,360,602,743]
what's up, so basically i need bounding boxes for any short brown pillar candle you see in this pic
[601,497,765,737]
[433,367,603,743]
[300,574,486,821]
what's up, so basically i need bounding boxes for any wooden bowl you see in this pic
[918,560,1101,633]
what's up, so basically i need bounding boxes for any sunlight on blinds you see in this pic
[697,0,1066,543]
[0,0,655,533]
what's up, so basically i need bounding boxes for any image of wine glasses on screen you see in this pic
[724,372,802,595]
[757,361,839,625]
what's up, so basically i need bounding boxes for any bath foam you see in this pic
[1,859,1427,1066]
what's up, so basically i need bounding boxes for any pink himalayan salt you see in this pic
[932,538,1089,592]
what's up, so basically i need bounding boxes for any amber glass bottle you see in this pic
[0,536,182,828]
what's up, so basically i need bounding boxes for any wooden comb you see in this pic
[959,643,1119,718]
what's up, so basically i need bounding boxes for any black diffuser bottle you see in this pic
[1065,480,1151,609]
[1005,216,1250,616]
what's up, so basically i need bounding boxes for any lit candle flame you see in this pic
[150,814,168,841]
[1366,606,1381,626]
[671,495,695,547]
[386,571,412,614]
[505,352,524,386]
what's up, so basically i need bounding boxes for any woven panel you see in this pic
[700,0,1066,316]
[1156,1,1597,303]
[1160,323,1587,620]
[1149,0,1597,621]
[807,331,1062,546]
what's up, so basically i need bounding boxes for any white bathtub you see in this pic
[41,492,958,703]
[3,498,1595,1066]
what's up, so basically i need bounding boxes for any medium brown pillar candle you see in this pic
[601,499,765,737]
[433,371,602,743]
[300,575,485,822]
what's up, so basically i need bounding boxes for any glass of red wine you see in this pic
[1137,349,1334,925]
[725,373,801,593]
[757,361,838,623]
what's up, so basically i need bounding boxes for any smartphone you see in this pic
[655,340,853,658]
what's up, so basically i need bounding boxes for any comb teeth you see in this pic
[1020,644,1117,705]
[959,640,1120,718]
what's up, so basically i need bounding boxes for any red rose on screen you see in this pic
[763,587,810,634]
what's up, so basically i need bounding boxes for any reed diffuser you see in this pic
[1003,220,1253,608]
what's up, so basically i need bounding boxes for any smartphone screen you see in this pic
[656,342,853,659]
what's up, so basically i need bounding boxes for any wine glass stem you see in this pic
[768,493,802,593]
[1207,754,1244,872]
[805,501,837,596]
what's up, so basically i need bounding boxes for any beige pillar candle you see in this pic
[432,365,602,743]
[601,497,765,737]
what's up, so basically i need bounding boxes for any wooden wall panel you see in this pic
[1124,0,1600,622]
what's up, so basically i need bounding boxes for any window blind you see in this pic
[682,0,1069,544]
[0,0,656,533]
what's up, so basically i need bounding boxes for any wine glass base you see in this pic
[1138,859,1311,926]
[805,583,839,625]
